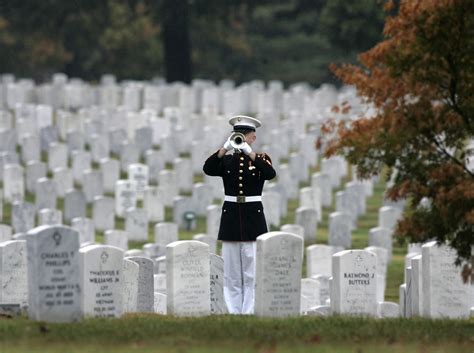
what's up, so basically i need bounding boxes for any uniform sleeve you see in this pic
[203,150,225,176]
[253,153,276,180]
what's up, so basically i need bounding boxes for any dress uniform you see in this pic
[203,115,276,314]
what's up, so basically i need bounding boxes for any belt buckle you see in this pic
[236,196,246,203]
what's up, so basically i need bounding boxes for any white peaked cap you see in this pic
[228,115,262,131]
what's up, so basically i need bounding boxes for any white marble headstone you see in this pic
[306,244,342,277]
[83,169,104,203]
[0,240,28,306]
[328,212,352,249]
[331,249,377,317]
[410,254,423,317]
[11,202,36,234]
[193,234,217,254]
[210,254,227,314]
[100,158,120,193]
[26,225,82,322]
[255,231,303,317]
[126,256,154,313]
[295,207,318,242]
[35,178,57,211]
[143,186,164,223]
[154,222,179,247]
[128,163,149,201]
[166,240,210,316]
[262,191,281,228]
[368,227,393,262]
[206,205,221,240]
[3,164,25,203]
[422,242,472,318]
[92,196,115,231]
[115,180,138,217]
[79,245,124,318]
[125,208,148,241]
[377,301,399,318]
[153,292,167,315]
[104,230,128,251]
[64,190,87,223]
[71,217,95,245]
[122,258,139,313]
[280,224,304,238]
[300,278,321,314]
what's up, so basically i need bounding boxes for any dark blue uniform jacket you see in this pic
[203,150,276,241]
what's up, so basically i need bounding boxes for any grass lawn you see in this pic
[0,315,472,353]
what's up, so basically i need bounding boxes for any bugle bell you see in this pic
[229,132,246,149]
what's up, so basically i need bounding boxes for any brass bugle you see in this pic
[229,132,246,149]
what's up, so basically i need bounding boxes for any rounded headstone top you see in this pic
[257,231,304,242]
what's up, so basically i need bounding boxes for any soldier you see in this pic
[203,115,276,314]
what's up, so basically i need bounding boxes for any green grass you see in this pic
[0,315,472,353]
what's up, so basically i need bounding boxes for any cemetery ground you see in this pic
[1,165,472,353]
[0,315,472,352]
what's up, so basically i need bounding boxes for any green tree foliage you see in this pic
[191,0,385,85]
[0,0,384,85]
[0,0,163,81]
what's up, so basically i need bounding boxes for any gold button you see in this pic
[239,183,243,187]
[239,176,243,180]
[240,163,244,166]
[239,190,243,194]
[240,157,244,160]
[239,170,243,173]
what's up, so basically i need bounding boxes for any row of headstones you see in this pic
[263,165,403,258]
[399,242,473,319]
[262,156,355,235]
[0,131,320,197]
[0,162,401,262]
[0,153,403,266]
[1,72,350,168]
[0,75,363,212]
[0,138,212,207]
[0,227,383,320]
[304,244,388,306]
[0,154,219,235]
[0,84,328,220]
[3,226,470,321]
[0,118,321,194]
[1,199,399,308]
[0,132,326,243]
[0,98,321,170]
[1,74,360,123]
[0,225,225,320]
[0,105,323,226]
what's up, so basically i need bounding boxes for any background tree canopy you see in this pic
[0,0,385,85]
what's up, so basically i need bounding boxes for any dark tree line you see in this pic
[0,0,385,85]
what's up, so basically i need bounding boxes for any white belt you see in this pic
[224,195,262,203]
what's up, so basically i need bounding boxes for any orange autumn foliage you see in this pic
[325,0,474,275]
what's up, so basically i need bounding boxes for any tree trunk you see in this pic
[162,0,192,83]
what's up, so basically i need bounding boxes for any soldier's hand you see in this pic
[223,137,232,151]
[241,142,252,155]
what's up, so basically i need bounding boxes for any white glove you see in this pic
[241,142,252,155]
[223,137,232,151]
